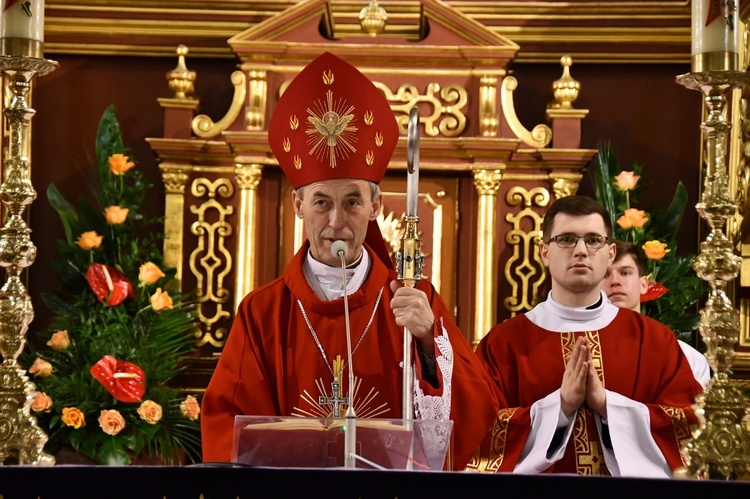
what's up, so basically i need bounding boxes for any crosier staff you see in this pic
[397,106,424,422]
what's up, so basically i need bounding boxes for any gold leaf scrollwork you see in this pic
[503,187,550,315]
[501,76,552,148]
[189,178,235,347]
[374,81,467,137]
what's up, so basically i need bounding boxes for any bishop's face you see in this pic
[540,212,615,307]
[292,178,381,267]
[602,253,648,312]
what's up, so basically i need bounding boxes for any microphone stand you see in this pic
[333,242,357,469]
[398,106,423,471]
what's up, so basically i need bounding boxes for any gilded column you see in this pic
[479,75,498,137]
[472,169,503,347]
[160,164,192,291]
[234,163,263,312]
[245,70,267,130]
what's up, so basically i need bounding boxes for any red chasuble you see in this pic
[469,309,701,475]
[201,241,499,469]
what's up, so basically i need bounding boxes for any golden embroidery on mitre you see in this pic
[659,405,694,467]
[465,407,517,473]
[306,89,358,169]
[291,355,389,419]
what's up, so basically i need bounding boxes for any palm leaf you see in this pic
[592,141,619,232]
[651,181,688,242]
[47,184,79,245]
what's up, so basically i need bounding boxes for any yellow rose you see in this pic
[150,288,173,311]
[180,395,200,421]
[104,205,129,225]
[46,330,70,351]
[137,400,163,425]
[614,171,640,191]
[75,231,103,250]
[616,208,649,230]
[642,240,671,261]
[31,392,53,413]
[108,153,135,175]
[29,358,53,378]
[139,262,165,285]
[98,409,126,436]
[61,407,86,429]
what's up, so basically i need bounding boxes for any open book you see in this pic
[232,416,452,470]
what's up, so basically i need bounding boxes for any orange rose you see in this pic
[180,395,200,421]
[75,231,103,250]
[61,407,86,428]
[98,409,126,436]
[150,288,173,311]
[616,208,649,230]
[642,240,671,261]
[139,262,165,285]
[104,205,129,225]
[46,330,70,351]
[29,358,53,378]
[614,171,640,191]
[108,153,135,175]
[137,400,163,425]
[31,392,53,413]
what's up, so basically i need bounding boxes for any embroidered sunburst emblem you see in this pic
[291,374,390,419]
[364,109,374,125]
[306,89,358,169]
[282,137,291,152]
[289,114,299,130]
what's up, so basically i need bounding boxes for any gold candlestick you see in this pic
[0,54,56,465]
[675,69,750,480]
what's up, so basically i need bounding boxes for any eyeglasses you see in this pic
[547,233,609,250]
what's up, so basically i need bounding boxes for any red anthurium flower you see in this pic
[90,355,146,403]
[86,263,134,306]
[641,280,669,303]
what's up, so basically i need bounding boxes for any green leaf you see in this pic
[97,437,131,466]
[651,181,688,242]
[47,183,79,245]
[592,141,619,232]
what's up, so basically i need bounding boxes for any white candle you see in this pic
[692,0,738,55]
[0,0,44,42]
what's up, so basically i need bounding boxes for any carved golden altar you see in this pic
[146,0,595,388]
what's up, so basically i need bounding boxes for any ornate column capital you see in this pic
[473,169,503,196]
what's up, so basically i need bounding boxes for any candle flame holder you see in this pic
[674,69,750,480]
[0,54,56,465]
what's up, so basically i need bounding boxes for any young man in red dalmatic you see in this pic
[468,195,702,477]
[200,52,499,470]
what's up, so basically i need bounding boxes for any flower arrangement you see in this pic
[23,105,202,465]
[592,141,707,338]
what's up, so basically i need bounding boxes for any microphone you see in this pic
[331,240,348,261]
[331,240,357,468]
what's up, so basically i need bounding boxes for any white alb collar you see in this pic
[526,290,619,332]
[303,248,370,301]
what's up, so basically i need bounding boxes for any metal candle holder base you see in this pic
[674,70,750,480]
[0,54,57,466]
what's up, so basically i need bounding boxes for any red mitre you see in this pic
[268,52,399,268]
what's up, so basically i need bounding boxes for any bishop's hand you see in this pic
[389,280,435,356]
